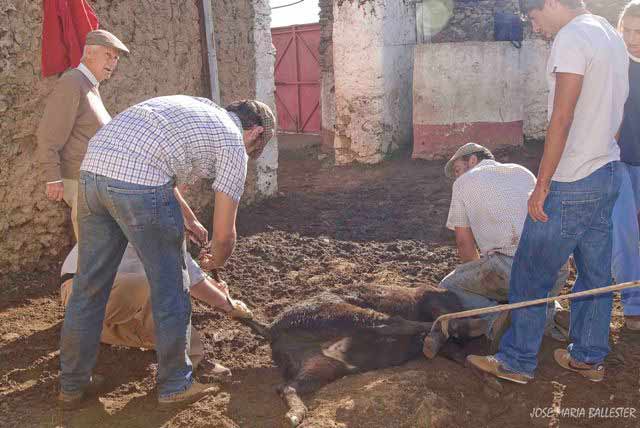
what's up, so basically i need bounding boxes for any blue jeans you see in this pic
[613,164,640,316]
[60,172,193,398]
[496,162,622,377]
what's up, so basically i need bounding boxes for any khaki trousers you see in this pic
[61,273,204,368]
[62,179,79,240]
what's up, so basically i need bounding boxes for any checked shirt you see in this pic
[81,95,248,202]
[446,159,536,257]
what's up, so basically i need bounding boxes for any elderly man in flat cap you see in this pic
[422,143,567,359]
[37,29,129,239]
[58,95,276,408]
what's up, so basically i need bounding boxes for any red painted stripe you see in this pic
[412,121,523,160]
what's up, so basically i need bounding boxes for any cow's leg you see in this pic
[366,316,433,336]
[423,318,488,359]
[277,352,351,427]
[280,384,307,427]
[423,328,446,360]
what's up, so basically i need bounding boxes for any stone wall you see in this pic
[419,0,519,43]
[332,0,416,164]
[252,0,278,203]
[417,0,627,44]
[212,0,256,104]
[0,0,277,273]
[0,0,206,273]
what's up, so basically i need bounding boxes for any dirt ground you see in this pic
[1,136,639,427]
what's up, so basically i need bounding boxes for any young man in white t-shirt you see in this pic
[468,0,628,384]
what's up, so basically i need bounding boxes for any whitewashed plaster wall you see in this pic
[332,0,416,164]
[252,0,279,201]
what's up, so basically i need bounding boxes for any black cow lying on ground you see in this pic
[237,283,489,426]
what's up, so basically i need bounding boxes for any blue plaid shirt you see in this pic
[81,95,248,202]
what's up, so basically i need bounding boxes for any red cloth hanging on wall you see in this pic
[41,0,99,77]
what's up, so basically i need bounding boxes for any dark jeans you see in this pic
[496,162,622,377]
[60,172,193,398]
[613,164,640,315]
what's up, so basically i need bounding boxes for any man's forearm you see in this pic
[458,243,480,263]
[537,117,572,186]
[454,227,479,263]
[190,278,231,311]
[173,186,196,222]
[210,191,240,268]
[212,235,236,267]
[537,73,582,187]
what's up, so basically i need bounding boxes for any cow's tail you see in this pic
[237,317,271,341]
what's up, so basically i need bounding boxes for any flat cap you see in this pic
[85,30,129,54]
[250,100,276,146]
[444,142,494,179]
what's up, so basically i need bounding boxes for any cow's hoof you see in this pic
[286,408,306,427]
[282,386,307,427]
[422,331,445,359]
[287,414,300,427]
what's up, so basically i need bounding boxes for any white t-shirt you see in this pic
[61,244,205,289]
[547,14,629,182]
[446,160,536,257]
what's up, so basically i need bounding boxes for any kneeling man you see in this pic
[426,143,566,357]
[60,244,251,373]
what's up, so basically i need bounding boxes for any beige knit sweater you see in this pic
[37,68,111,182]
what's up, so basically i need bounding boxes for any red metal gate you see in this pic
[271,23,321,134]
